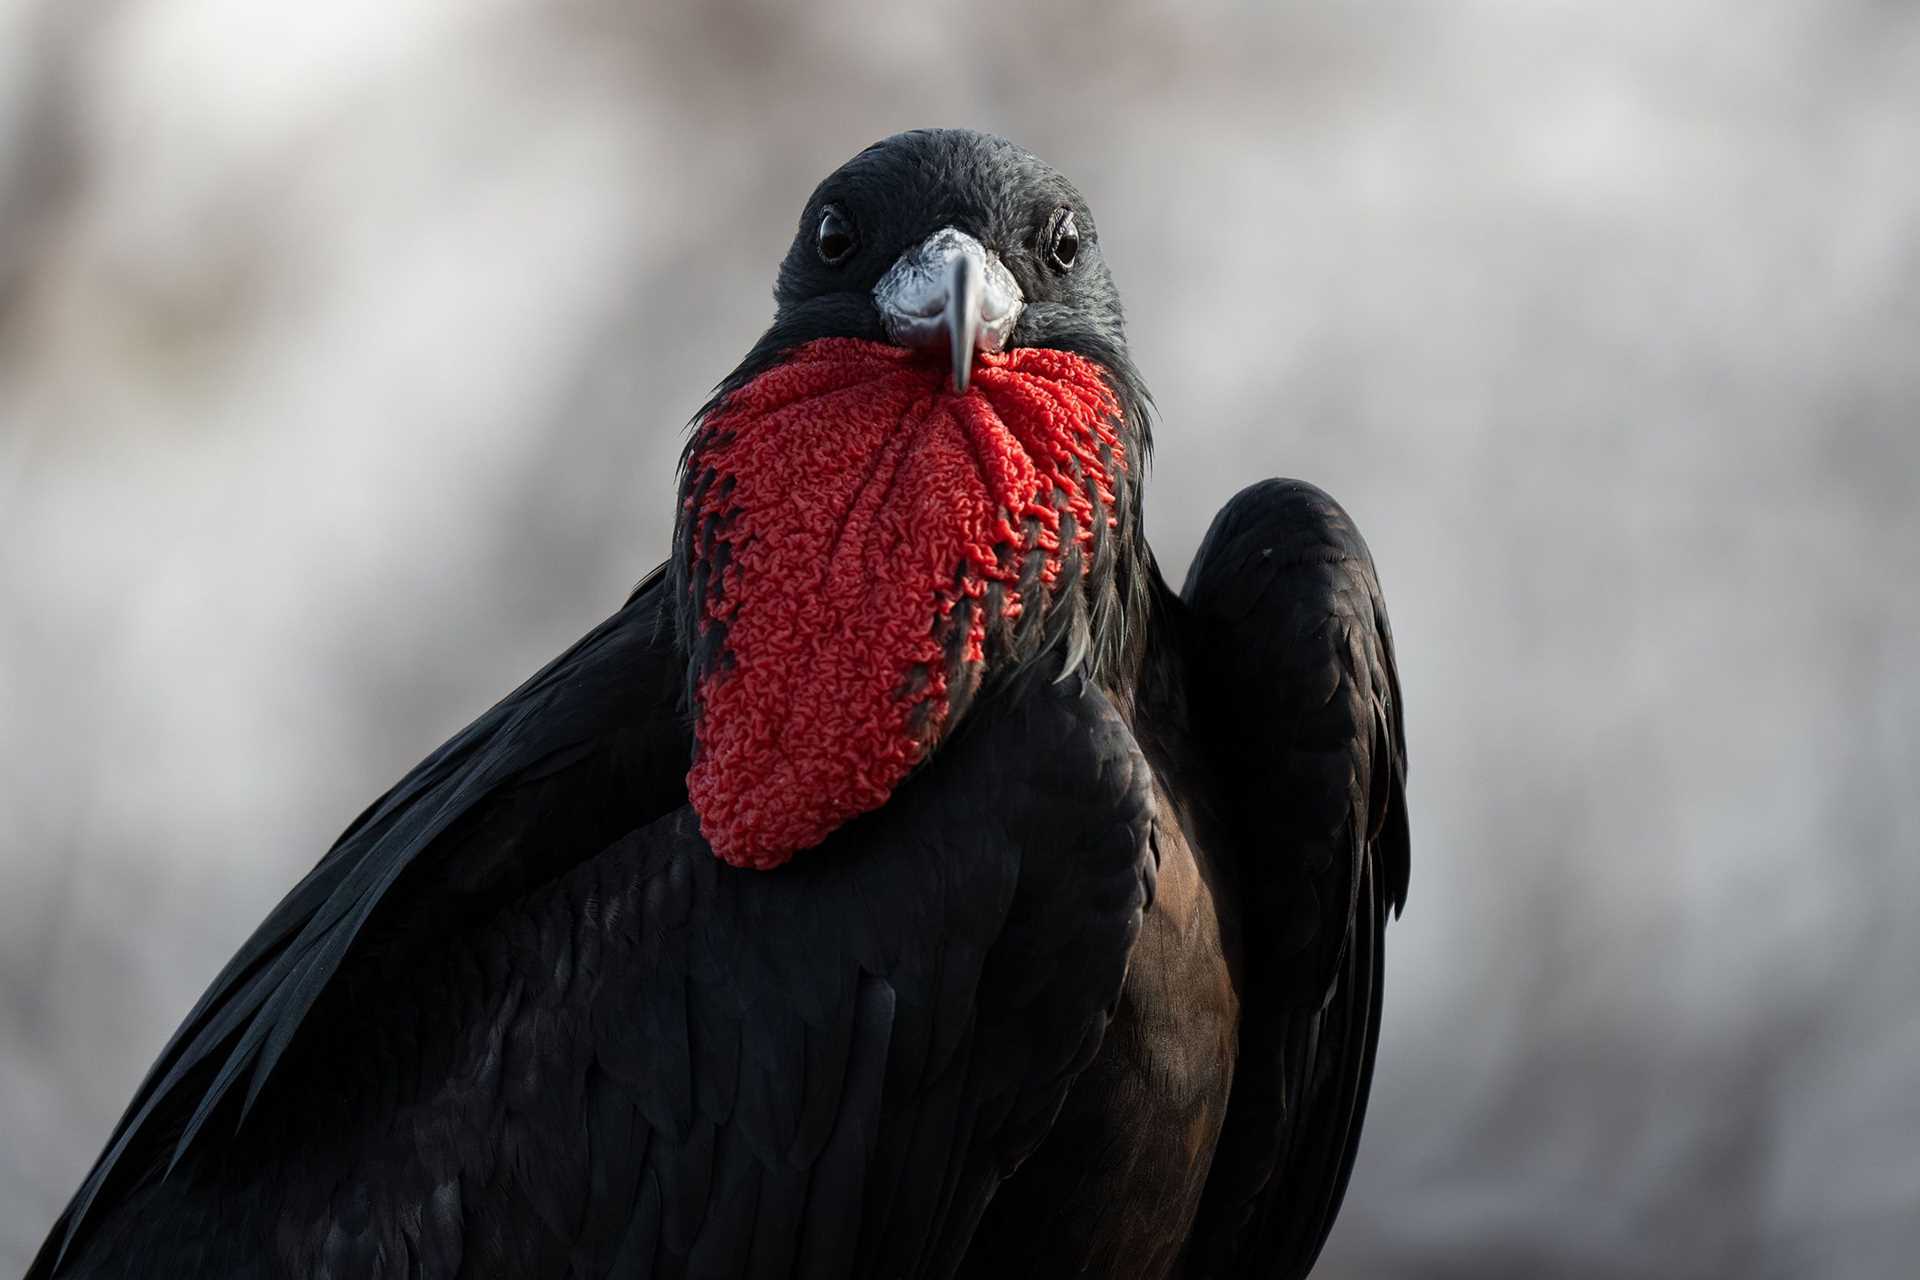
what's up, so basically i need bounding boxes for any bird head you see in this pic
[674,129,1154,868]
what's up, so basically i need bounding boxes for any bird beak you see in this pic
[871,227,1024,393]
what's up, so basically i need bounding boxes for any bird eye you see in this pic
[816,205,857,265]
[1046,208,1080,272]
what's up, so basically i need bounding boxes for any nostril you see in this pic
[979,291,1016,322]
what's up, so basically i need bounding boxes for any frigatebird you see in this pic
[31,128,1409,1279]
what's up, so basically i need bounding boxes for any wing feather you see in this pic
[37,566,687,1273]
[1182,478,1410,1280]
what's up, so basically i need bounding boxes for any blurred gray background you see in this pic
[3,1,1917,1275]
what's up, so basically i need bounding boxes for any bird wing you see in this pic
[1179,479,1410,1280]
[33,564,689,1274]
[35,567,1157,1280]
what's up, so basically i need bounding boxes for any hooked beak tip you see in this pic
[947,252,980,394]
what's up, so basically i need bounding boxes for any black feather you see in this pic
[1180,478,1411,1280]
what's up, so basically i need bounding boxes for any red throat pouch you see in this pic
[681,337,1126,869]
